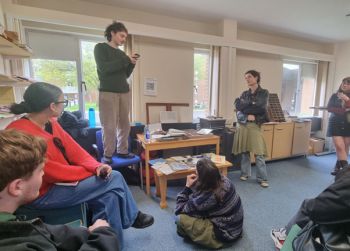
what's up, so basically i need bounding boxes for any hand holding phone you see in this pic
[133,53,140,59]
[97,165,111,180]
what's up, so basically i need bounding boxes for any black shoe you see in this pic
[101,156,113,164]
[116,153,135,159]
[132,211,154,229]
[331,160,341,176]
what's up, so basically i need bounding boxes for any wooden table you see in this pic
[154,160,232,208]
[137,134,220,195]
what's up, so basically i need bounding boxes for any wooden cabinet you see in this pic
[250,121,311,162]
[261,124,274,160]
[271,122,294,159]
[292,120,311,155]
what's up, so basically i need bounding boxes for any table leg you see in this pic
[216,142,220,155]
[154,173,160,197]
[159,175,168,209]
[145,149,150,195]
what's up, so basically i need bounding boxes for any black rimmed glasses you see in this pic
[55,100,69,107]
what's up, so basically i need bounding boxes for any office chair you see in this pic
[93,130,143,189]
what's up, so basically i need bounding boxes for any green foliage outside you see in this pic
[31,41,100,113]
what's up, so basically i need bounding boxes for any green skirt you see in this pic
[233,122,267,156]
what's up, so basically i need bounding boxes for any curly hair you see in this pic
[104,21,128,42]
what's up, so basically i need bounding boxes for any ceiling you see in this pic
[83,0,350,42]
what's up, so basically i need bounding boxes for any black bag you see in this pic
[292,221,350,251]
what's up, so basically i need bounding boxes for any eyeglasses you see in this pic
[55,100,69,107]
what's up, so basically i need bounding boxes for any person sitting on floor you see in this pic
[0,129,119,250]
[6,82,154,249]
[175,158,244,249]
[270,167,350,250]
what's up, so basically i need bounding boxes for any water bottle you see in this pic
[144,125,150,142]
[88,108,96,128]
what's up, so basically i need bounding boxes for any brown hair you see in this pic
[196,158,224,202]
[104,21,128,42]
[337,77,350,93]
[245,70,261,84]
[0,129,47,191]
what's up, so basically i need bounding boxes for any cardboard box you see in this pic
[309,138,325,154]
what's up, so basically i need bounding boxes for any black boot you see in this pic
[132,211,154,229]
[339,160,349,172]
[331,160,341,176]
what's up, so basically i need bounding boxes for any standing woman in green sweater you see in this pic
[94,21,139,163]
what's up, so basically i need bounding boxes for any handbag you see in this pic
[292,220,350,251]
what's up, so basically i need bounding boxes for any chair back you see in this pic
[15,203,88,227]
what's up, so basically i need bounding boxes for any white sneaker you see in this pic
[270,228,287,250]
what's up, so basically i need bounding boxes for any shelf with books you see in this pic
[0,35,32,57]
[0,74,31,87]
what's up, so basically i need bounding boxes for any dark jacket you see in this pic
[235,86,269,125]
[301,167,350,225]
[58,111,89,140]
[175,176,244,242]
[0,213,119,251]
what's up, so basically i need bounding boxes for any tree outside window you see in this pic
[193,49,211,121]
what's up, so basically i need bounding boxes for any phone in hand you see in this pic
[133,53,140,59]
[99,168,108,179]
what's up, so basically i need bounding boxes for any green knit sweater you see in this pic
[94,43,135,93]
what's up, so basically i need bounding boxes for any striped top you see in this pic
[175,176,244,242]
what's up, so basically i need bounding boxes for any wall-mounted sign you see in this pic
[144,78,157,96]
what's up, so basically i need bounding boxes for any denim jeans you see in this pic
[241,152,268,182]
[31,171,138,249]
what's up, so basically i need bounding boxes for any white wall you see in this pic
[134,36,193,123]
[334,42,350,91]
[235,50,283,98]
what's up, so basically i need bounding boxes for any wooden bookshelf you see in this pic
[0,36,32,57]
[0,74,31,87]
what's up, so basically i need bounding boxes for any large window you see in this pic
[281,61,318,117]
[31,59,78,112]
[193,49,211,120]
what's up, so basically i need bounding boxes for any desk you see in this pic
[137,134,220,195]
[154,160,231,208]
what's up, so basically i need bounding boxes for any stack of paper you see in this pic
[211,154,226,164]
[169,162,189,171]
[151,163,174,175]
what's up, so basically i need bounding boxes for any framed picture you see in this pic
[144,78,157,96]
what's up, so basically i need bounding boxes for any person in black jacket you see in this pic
[270,167,350,250]
[233,70,270,188]
[326,76,350,176]
[0,129,119,251]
